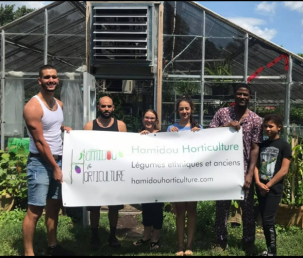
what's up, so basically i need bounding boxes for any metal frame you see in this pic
[161,12,296,129]
[284,55,292,139]
[0,1,61,31]
[200,10,206,126]
[244,33,249,84]
[0,0,300,150]
[44,9,49,64]
[1,30,5,150]
[0,5,86,150]
[165,75,285,80]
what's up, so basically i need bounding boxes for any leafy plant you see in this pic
[0,150,28,199]
[204,60,235,96]
[256,105,303,125]
[205,60,232,78]
[281,137,303,206]
[231,200,239,209]
[0,208,26,223]
[290,139,303,206]
[174,80,201,96]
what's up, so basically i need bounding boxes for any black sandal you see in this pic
[150,240,160,250]
[133,238,151,246]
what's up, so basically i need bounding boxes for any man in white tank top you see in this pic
[22,65,73,256]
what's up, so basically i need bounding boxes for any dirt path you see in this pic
[116,214,144,239]
[102,204,144,239]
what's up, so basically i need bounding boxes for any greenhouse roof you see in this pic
[0,1,302,103]
[163,1,303,103]
[0,1,86,74]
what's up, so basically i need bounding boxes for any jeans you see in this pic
[27,156,62,206]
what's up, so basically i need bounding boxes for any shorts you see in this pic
[87,205,124,212]
[27,156,62,206]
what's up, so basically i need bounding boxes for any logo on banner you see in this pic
[79,149,123,161]
[69,149,124,184]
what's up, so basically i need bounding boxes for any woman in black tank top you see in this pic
[133,110,163,251]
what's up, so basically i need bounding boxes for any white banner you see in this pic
[62,127,245,207]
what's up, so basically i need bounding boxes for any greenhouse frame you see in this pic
[1,1,303,151]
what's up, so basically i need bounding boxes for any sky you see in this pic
[198,1,303,54]
[0,1,302,54]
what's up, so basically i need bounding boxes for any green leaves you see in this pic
[0,4,35,26]
[282,138,303,206]
[231,200,239,209]
[0,151,28,199]
[1,153,10,160]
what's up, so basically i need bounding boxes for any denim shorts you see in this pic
[27,156,62,206]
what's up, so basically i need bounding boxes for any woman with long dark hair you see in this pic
[167,95,203,256]
[133,109,164,250]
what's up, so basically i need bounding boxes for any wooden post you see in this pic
[157,3,164,129]
[86,1,91,73]
[291,135,298,203]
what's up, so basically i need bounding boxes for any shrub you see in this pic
[0,150,28,199]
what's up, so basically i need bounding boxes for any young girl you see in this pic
[254,114,292,256]
[133,109,164,250]
[167,95,202,256]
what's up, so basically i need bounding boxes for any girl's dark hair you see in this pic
[176,95,199,129]
[140,109,159,132]
[263,114,284,131]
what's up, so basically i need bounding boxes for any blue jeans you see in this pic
[27,156,62,206]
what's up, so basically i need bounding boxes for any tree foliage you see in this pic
[0,4,35,26]
[298,53,303,58]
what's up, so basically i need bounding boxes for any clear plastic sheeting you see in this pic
[60,80,83,130]
[4,79,25,137]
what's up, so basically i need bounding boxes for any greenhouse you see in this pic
[1,0,303,151]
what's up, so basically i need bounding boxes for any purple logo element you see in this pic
[75,166,81,174]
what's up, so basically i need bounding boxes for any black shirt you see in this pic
[258,138,292,193]
[93,118,119,132]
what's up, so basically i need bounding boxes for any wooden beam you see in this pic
[86,1,91,73]
[157,3,164,128]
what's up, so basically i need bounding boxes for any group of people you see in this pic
[22,64,291,256]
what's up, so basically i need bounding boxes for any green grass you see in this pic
[0,202,303,256]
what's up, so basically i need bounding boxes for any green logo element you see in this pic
[78,149,123,161]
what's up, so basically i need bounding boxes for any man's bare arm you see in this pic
[243,142,259,190]
[23,101,62,181]
[118,120,127,132]
[84,121,93,130]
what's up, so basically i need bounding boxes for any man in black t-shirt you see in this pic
[84,96,127,250]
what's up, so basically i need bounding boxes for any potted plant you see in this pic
[228,200,242,227]
[0,148,28,213]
